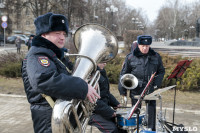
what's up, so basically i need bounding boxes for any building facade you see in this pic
[0,0,35,36]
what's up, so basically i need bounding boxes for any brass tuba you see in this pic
[51,24,118,133]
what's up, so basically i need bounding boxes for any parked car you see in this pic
[169,40,187,46]
[6,36,17,44]
[6,35,28,44]
[17,34,29,43]
[164,39,177,45]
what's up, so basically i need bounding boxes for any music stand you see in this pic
[167,59,192,125]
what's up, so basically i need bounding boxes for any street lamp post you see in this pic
[155,29,160,41]
[137,24,144,30]
[132,17,138,30]
[196,18,200,38]
[106,5,118,31]
[184,29,189,40]
[168,27,172,40]
[1,15,7,48]
[189,26,195,39]
[93,5,98,23]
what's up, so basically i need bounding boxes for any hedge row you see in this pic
[105,54,200,91]
[161,53,200,91]
[0,52,199,91]
[0,53,24,77]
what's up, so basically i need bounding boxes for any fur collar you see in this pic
[32,35,63,59]
[133,46,156,57]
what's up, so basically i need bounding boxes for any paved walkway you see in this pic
[151,42,200,58]
[2,42,200,58]
[0,93,199,133]
[0,94,33,133]
[0,44,27,54]
[0,94,100,133]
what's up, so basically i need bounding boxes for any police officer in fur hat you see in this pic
[21,12,100,133]
[118,35,165,131]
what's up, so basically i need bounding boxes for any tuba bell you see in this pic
[120,74,138,90]
[51,24,118,133]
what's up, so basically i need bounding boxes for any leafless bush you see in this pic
[0,52,24,67]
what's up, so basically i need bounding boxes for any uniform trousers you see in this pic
[89,114,118,133]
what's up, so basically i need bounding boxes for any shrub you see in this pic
[0,53,24,77]
[0,62,22,77]
[105,55,124,84]
[106,53,200,91]
[160,54,200,91]
[1,51,200,91]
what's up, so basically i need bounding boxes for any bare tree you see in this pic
[23,0,52,17]
[22,0,88,29]
[1,0,150,38]
[153,0,200,40]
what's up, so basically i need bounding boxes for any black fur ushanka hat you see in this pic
[34,12,69,36]
[137,35,152,45]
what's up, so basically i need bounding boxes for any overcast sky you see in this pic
[125,0,197,22]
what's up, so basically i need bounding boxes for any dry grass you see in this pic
[0,76,199,110]
[0,76,25,95]
[110,84,200,110]
[161,90,200,110]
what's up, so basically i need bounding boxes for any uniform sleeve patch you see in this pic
[38,56,50,67]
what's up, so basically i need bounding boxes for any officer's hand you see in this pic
[87,84,100,103]
[113,104,121,110]
[117,104,122,108]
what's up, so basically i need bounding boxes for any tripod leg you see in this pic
[135,109,140,133]
[172,86,176,125]
[137,112,139,132]
[144,102,148,126]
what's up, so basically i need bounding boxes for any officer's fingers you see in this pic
[89,91,99,103]
[90,94,96,103]
[88,85,100,99]
[87,90,95,103]
[93,91,100,99]
[94,84,99,90]
[87,95,94,104]
[118,104,122,107]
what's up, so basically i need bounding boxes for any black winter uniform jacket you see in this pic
[94,68,120,119]
[21,36,88,133]
[118,46,165,96]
